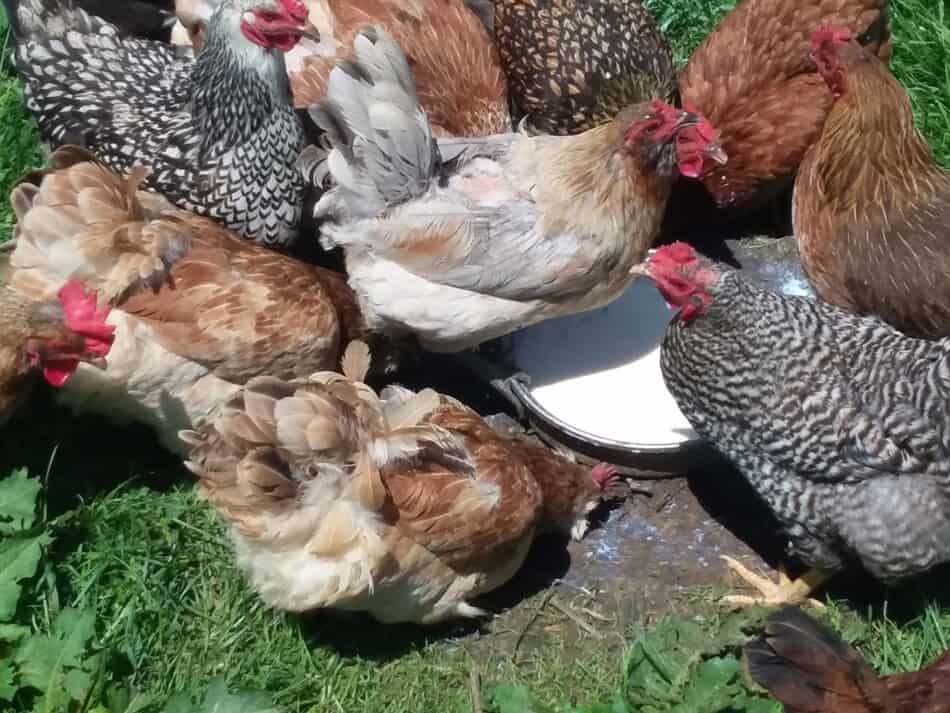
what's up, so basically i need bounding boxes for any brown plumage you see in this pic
[182,343,544,624]
[746,607,950,713]
[678,0,890,212]
[176,0,511,136]
[493,0,675,135]
[485,414,623,540]
[6,146,374,452]
[795,29,950,339]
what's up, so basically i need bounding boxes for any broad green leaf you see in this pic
[161,678,281,713]
[0,531,51,622]
[0,469,41,534]
[0,659,16,701]
[15,607,99,710]
[624,611,774,713]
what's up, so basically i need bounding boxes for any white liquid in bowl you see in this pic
[506,278,698,446]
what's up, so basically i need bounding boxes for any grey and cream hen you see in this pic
[633,243,950,607]
[5,0,313,247]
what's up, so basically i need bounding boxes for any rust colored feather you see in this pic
[290,0,510,136]
[10,146,190,305]
[679,0,890,211]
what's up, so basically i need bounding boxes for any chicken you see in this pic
[0,282,114,426]
[181,341,545,624]
[795,27,950,339]
[6,146,373,454]
[746,607,950,713]
[492,0,675,135]
[631,242,950,607]
[306,27,726,353]
[5,0,315,247]
[678,0,890,212]
[173,0,511,137]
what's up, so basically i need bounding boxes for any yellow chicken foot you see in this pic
[719,556,831,609]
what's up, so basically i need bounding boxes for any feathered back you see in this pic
[9,146,191,305]
[183,340,470,535]
[182,371,386,539]
[289,0,510,137]
[307,26,440,225]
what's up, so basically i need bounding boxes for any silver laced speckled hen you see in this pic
[5,0,314,247]
[632,242,950,608]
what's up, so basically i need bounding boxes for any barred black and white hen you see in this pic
[633,243,950,608]
[5,0,314,247]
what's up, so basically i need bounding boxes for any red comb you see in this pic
[810,26,853,54]
[57,280,115,356]
[280,0,308,23]
[591,463,620,491]
[654,242,698,265]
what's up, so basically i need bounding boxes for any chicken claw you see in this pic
[719,556,829,610]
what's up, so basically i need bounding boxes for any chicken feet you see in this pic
[719,556,830,609]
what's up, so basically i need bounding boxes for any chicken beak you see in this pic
[629,263,649,278]
[706,140,728,166]
[87,356,108,370]
[298,20,321,43]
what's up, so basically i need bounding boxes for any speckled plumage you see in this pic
[494,0,675,135]
[660,264,950,582]
[7,0,305,246]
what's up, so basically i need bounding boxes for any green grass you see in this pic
[2,0,950,710]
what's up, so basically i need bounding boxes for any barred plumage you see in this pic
[6,0,306,246]
[657,256,950,582]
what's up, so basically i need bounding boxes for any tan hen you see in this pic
[182,342,545,624]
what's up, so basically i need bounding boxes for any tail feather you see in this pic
[744,607,890,712]
[309,25,439,230]
[8,146,191,306]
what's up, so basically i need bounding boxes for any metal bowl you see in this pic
[461,277,713,477]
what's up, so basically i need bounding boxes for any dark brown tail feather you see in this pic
[744,607,890,713]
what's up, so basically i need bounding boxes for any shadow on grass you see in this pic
[0,390,187,516]
[683,450,950,625]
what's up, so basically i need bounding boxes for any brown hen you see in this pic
[746,607,950,713]
[678,0,890,212]
[795,27,950,338]
[6,146,374,453]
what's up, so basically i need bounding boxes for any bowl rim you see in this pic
[509,378,701,455]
